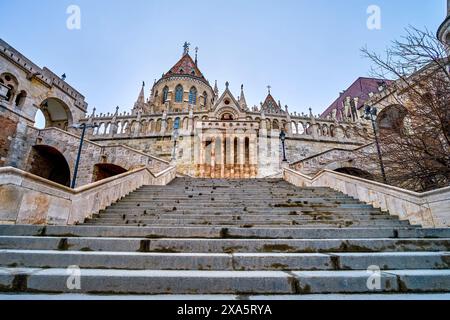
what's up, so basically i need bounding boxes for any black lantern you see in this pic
[70,123,99,188]
[279,130,287,162]
[363,105,387,184]
[0,83,9,100]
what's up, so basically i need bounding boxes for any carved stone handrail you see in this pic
[283,167,450,228]
[0,165,176,226]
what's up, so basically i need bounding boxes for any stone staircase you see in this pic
[0,178,450,297]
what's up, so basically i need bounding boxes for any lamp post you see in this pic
[71,123,98,189]
[363,105,387,184]
[0,83,10,100]
[172,118,180,161]
[279,130,287,162]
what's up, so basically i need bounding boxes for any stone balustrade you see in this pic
[283,167,450,228]
[0,165,176,226]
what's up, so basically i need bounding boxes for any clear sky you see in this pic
[0,0,445,117]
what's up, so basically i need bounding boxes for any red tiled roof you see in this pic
[321,77,393,120]
[164,53,205,79]
[262,93,278,109]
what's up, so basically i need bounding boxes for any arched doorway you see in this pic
[334,167,374,180]
[28,145,71,186]
[38,98,73,130]
[92,163,127,182]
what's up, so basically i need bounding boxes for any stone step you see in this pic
[117,199,362,205]
[105,206,379,213]
[2,236,450,253]
[1,250,449,271]
[1,268,449,294]
[0,225,440,239]
[95,213,399,220]
[101,208,385,215]
[85,216,409,228]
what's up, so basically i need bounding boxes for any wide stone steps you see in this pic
[1,250,449,271]
[1,268,450,294]
[2,236,450,253]
[1,178,449,296]
[2,225,447,239]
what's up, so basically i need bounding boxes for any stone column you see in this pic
[210,137,216,179]
[239,137,245,179]
[199,136,205,178]
[249,135,257,178]
[229,133,235,179]
[220,134,225,178]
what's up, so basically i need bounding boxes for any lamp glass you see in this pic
[0,83,9,99]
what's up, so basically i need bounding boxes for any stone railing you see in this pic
[0,165,176,226]
[283,168,450,228]
[290,143,373,173]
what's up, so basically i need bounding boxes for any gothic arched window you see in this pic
[175,85,183,102]
[189,87,197,105]
[162,86,169,103]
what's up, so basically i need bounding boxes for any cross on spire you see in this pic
[267,85,271,94]
[183,42,190,56]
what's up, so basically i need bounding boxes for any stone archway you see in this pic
[92,163,128,182]
[38,97,73,131]
[28,145,71,187]
[377,104,408,133]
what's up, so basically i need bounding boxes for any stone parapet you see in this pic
[283,168,450,228]
[0,165,176,226]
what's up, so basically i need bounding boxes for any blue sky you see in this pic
[0,0,445,117]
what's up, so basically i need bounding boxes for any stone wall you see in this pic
[22,127,170,187]
[0,165,176,225]
[0,114,17,167]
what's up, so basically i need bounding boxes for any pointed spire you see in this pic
[136,82,145,105]
[239,84,247,109]
[195,47,198,65]
[214,80,219,98]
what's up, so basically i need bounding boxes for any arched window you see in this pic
[189,87,197,105]
[175,85,183,102]
[162,86,169,103]
[98,123,105,135]
[15,90,27,107]
[245,137,250,165]
[174,117,180,130]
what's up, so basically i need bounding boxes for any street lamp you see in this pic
[279,130,287,162]
[0,83,10,100]
[172,118,180,161]
[363,105,387,184]
[71,123,98,189]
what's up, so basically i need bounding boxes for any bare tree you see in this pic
[359,26,450,192]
